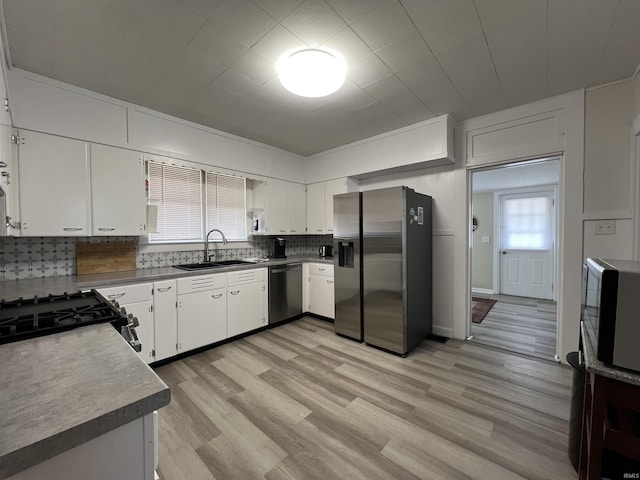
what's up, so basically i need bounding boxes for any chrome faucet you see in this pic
[204,228,228,262]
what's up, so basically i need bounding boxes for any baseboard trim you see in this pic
[432,325,452,338]
[472,288,495,295]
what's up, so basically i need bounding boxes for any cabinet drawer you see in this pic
[308,263,333,276]
[227,268,265,286]
[98,282,152,304]
[177,273,227,294]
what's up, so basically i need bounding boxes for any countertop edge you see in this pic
[581,321,640,387]
[1,386,170,479]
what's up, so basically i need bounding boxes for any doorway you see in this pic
[469,158,560,360]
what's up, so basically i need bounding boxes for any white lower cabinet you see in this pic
[95,267,268,362]
[177,273,227,352]
[98,283,155,363]
[307,263,335,319]
[227,268,268,337]
[153,280,178,361]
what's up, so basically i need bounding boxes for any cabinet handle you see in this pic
[63,227,83,231]
[157,286,172,292]
[318,267,325,271]
[230,290,240,295]
[212,293,223,299]
[316,229,323,232]
[107,292,126,299]
[279,230,286,233]
[290,230,296,232]
[327,280,333,284]
[98,227,115,231]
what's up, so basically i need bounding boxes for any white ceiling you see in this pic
[2,1,640,157]
[472,158,560,192]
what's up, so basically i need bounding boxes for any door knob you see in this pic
[502,251,507,255]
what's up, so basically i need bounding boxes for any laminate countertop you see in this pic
[0,255,334,299]
[581,321,640,387]
[0,323,171,479]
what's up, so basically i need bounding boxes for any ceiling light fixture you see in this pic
[277,49,347,98]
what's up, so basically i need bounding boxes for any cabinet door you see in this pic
[266,179,287,234]
[19,131,91,236]
[153,280,177,361]
[178,287,227,353]
[228,282,266,337]
[324,178,348,234]
[121,300,154,364]
[287,182,306,234]
[306,182,325,234]
[91,144,145,235]
[309,273,335,319]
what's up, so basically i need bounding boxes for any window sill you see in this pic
[138,240,254,254]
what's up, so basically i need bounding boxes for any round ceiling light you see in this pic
[277,49,347,98]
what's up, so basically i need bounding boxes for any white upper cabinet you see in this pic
[286,182,306,234]
[324,178,348,234]
[90,144,145,236]
[252,179,304,235]
[18,131,91,236]
[306,178,356,234]
[306,182,325,234]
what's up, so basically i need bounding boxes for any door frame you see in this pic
[493,185,558,300]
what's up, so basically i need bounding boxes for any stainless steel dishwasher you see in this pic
[268,262,303,325]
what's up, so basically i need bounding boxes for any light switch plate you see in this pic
[481,235,490,243]
[594,220,615,235]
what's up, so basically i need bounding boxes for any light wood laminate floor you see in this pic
[470,294,558,361]
[154,316,575,480]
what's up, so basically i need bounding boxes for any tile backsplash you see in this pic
[0,235,333,281]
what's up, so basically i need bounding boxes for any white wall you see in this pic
[582,79,636,261]
[5,69,306,183]
[471,192,494,291]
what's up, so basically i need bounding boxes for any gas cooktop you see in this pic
[0,290,140,350]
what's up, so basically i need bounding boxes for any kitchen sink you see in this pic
[173,260,256,271]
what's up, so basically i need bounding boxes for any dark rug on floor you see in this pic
[472,297,497,324]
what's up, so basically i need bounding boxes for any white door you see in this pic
[309,274,335,318]
[227,282,266,337]
[306,182,325,234]
[153,280,177,361]
[287,182,306,234]
[499,191,554,299]
[121,301,155,364]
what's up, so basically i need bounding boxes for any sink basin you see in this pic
[173,260,256,271]
[174,262,221,271]
[214,260,255,266]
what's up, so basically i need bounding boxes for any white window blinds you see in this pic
[206,172,246,240]
[148,162,202,242]
[501,194,552,250]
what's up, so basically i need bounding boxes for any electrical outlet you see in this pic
[594,220,615,235]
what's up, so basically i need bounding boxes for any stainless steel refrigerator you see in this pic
[333,186,432,355]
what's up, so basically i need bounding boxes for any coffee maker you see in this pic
[272,237,286,258]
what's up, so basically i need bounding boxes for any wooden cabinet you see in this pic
[227,268,267,337]
[287,182,306,234]
[90,144,146,236]
[18,130,91,236]
[307,263,335,319]
[306,178,357,234]
[98,283,155,363]
[306,182,325,234]
[177,273,227,352]
[153,280,177,361]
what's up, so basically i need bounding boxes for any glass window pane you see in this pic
[502,195,550,250]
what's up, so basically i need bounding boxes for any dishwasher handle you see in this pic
[270,263,302,273]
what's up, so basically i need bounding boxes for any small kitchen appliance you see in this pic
[582,258,640,372]
[319,245,333,257]
[272,237,287,258]
[0,290,141,351]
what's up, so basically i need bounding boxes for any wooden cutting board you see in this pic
[76,241,137,275]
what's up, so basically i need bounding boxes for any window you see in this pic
[147,161,247,243]
[206,172,246,240]
[501,193,552,250]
